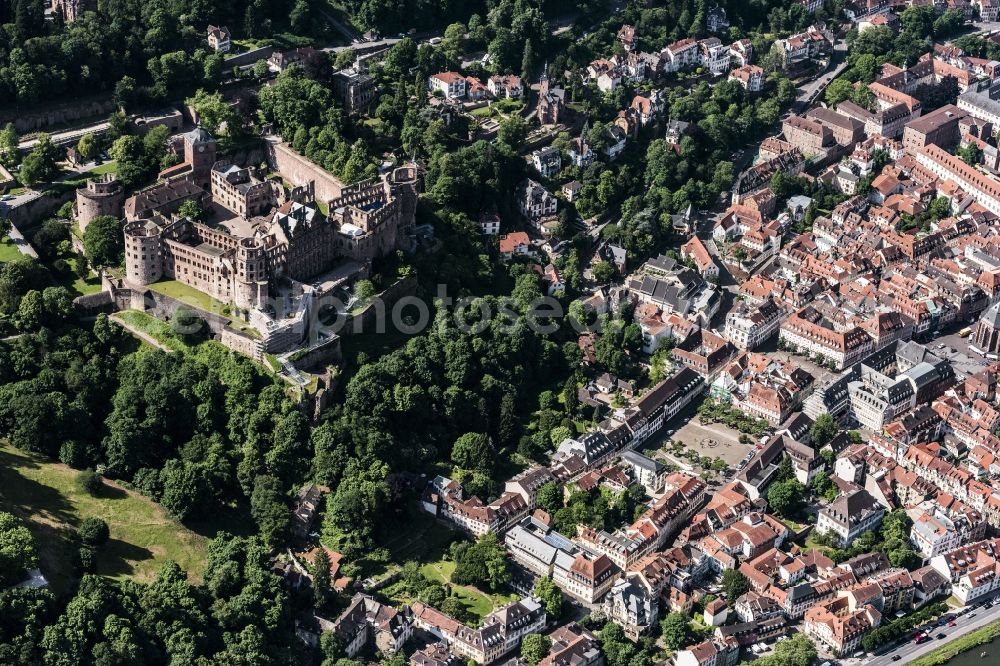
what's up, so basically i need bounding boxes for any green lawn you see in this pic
[417,559,518,621]
[377,511,517,621]
[88,161,118,176]
[0,443,210,594]
[48,251,102,296]
[0,237,23,263]
[148,279,259,337]
[115,311,192,352]
[150,279,228,314]
[781,517,807,532]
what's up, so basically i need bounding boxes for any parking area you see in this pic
[931,331,990,379]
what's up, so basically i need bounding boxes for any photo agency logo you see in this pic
[150,285,612,347]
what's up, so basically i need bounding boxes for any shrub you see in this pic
[76,469,103,496]
[58,440,90,468]
[78,517,110,546]
[76,545,97,573]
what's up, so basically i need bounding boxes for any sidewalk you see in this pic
[6,222,38,258]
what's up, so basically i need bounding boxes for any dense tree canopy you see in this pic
[0,512,38,587]
[0,0,318,108]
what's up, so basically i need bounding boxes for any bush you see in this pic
[58,440,91,468]
[76,545,97,573]
[78,517,110,546]
[132,467,164,500]
[76,469,103,496]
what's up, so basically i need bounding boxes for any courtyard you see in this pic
[640,402,751,473]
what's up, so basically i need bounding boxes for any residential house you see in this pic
[332,594,413,657]
[816,489,886,548]
[411,598,546,664]
[480,212,501,236]
[681,235,719,280]
[803,595,882,655]
[569,135,596,168]
[929,537,1000,604]
[428,72,467,99]
[499,232,531,260]
[538,624,603,666]
[605,126,627,161]
[207,25,231,53]
[488,75,523,99]
[519,180,558,224]
[729,65,764,93]
[532,146,562,177]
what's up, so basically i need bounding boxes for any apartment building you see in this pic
[411,598,546,664]
[724,298,783,350]
[779,306,874,370]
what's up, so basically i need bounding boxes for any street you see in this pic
[793,40,849,112]
[0,158,114,213]
[866,599,1000,666]
[18,119,110,151]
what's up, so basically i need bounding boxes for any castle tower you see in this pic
[235,237,268,310]
[388,164,420,231]
[183,126,217,191]
[124,220,164,286]
[76,173,125,232]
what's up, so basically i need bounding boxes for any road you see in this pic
[0,158,114,213]
[793,40,849,111]
[4,221,38,259]
[19,119,110,151]
[866,599,1000,666]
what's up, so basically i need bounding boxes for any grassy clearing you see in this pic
[115,311,192,352]
[378,511,516,621]
[0,443,210,594]
[910,618,1000,666]
[418,560,505,619]
[148,279,259,337]
[150,279,228,314]
[48,251,102,296]
[88,161,118,176]
[0,237,23,263]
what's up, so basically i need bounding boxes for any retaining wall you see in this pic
[224,46,275,68]
[266,139,345,202]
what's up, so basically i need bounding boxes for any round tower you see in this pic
[124,221,163,286]
[76,173,125,232]
[235,237,268,310]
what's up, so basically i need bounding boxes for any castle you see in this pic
[122,128,419,350]
[76,173,125,232]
